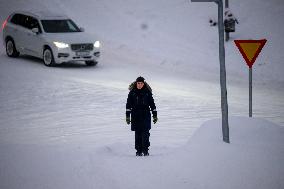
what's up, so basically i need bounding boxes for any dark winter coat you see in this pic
[126,85,157,131]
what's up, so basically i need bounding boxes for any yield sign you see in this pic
[234,39,267,68]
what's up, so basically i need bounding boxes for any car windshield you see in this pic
[41,19,81,33]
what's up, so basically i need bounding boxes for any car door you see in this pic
[17,15,39,57]
[11,14,34,55]
[24,16,44,58]
[8,14,26,53]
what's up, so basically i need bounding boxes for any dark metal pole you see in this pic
[191,0,230,143]
[216,0,230,143]
[225,32,230,42]
[225,0,229,7]
[249,67,252,117]
[225,0,229,41]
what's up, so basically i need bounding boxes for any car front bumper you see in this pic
[52,46,100,64]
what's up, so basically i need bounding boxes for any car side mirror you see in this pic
[32,28,39,34]
[80,27,85,32]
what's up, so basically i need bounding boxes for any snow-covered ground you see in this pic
[1,117,283,189]
[0,0,284,188]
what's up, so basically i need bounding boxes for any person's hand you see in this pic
[126,117,131,125]
[153,116,158,124]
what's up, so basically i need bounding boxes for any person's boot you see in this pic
[136,151,143,156]
[143,150,149,156]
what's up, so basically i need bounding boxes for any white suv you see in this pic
[2,11,100,66]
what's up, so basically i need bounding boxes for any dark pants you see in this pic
[135,130,150,152]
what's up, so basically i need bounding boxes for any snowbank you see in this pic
[1,117,283,189]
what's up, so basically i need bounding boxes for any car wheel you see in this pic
[43,48,55,67]
[85,61,98,66]
[6,39,19,57]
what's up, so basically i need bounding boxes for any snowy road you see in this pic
[1,44,283,148]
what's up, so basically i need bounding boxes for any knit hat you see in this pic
[136,76,145,82]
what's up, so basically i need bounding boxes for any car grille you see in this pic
[71,44,93,51]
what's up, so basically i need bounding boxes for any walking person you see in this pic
[126,76,158,156]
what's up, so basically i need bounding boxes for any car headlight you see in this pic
[94,41,100,48]
[53,42,69,48]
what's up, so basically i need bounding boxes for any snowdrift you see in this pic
[1,117,283,189]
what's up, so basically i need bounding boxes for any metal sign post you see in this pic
[249,67,252,117]
[191,0,230,143]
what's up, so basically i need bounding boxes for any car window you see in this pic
[41,19,81,33]
[10,14,42,33]
[10,14,21,25]
[10,14,25,26]
[67,21,77,31]
[29,17,42,33]
[17,15,28,28]
[10,14,30,29]
[22,16,33,29]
